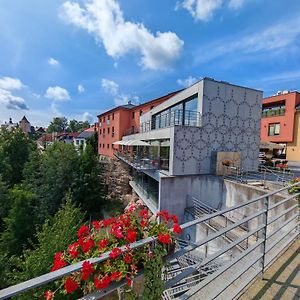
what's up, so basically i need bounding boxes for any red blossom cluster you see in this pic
[46,204,182,299]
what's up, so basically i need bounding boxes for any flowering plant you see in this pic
[45,203,182,299]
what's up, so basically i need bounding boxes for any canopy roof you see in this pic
[260,141,284,150]
[113,139,151,146]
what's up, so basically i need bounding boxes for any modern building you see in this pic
[74,129,95,151]
[97,90,181,158]
[113,78,263,221]
[261,91,300,160]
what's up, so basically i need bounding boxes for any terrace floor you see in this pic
[239,238,300,300]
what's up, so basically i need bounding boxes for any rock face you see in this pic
[100,159,133,205]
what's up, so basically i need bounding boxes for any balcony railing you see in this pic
[262,108,285,118]
[1,182,299,300]
[137,109,200,134]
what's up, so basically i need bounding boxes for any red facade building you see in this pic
[97,90,180,158]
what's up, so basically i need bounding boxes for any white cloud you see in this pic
[0,77,24,90]
[228,0,244,9]
[177,76,198,87]
[82,111,95,123]
[177,0,245,21]
[101,78,119,96]
[0,88,29,110]
[45,86,70,101]
[78,84,85,93]
[48,57,60,66]
[195,15,300,64]
[61,0,184,70]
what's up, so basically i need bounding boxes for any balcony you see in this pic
[262,108,285,118]
[139,109,200,134]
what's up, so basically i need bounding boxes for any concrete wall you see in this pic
[173,79,262,175]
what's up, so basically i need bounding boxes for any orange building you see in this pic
[261,91,300,160]
[97,90,180,158]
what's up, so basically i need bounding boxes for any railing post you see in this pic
[260,196,269,274]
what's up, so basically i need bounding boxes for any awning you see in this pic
[113,140,151,146]
[113,140,126,145]
[260,141,284,150]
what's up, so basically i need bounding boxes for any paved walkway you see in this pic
[239,238,300,300]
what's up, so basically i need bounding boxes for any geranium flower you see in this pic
[103,217,116,227]
[98,238,108,249]
[51,253,67,272]
[139,209,148,219]
[109,247,122,259]
[124,254,132,264]
[94,275,111,289]
[92,220,102,230]
[110,271,122,281]
[172,223,182,234]
[158,233,171,244]
[44,290,54,300]
[68,242,80,259]
[81,261,94,281]
[157,210,169,222]
[64,277,79,294]
[140,220,148,228]
[82,238,95,253]
[170,214,178,224]
[126,229,137,243]
[126,277,133,286]
[77,225,89,238]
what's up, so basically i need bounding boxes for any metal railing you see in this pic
[139,109,201,133]
[0,182,299,300]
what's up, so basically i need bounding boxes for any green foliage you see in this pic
[10,199,84,298]
[86,132,98,154]
[0,187,37,256]
[46,117,68,133]
[68,119,90,133]
[143,243,166,300]
[0,177,9,231]
[0,128,34,186]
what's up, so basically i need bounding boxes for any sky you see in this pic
[1,0,300,127]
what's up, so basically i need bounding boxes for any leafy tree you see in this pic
[0,128,34,186]
[68,119,90,132]
[86,131,98,154]
[9,199,84,297]
[46,117,68,133]
[0,187,37,256]
[36,142,80,220]
[22,150,42,191]
[76,144,106,218]
[0,177,9,232]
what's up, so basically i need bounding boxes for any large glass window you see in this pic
[268,123,280,136]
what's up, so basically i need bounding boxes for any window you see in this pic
[103,128,105,136]
[150,106,154,109]
[108,127,110,134]
[108,115,110,120]
[140,110,143,116]
[99,143,101,148]
[112,126,115,137]
[103,117,105,122]
[131,126,135,134]
[268,123,280,136]
[99,118,101,123]
[107,144,110,149]
[112,113,115,120]
[107,115,110,125]
[76,140,79,145]
[103,144,105,148]
[99,129,102,135]
[132,112,135,119]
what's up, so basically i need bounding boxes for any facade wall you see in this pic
[286,111,300,160]
[260,92,300,143]
[173,80,262,175]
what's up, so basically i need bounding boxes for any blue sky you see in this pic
[1,0,300,126]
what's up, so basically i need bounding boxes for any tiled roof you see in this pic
[76,131,95,139]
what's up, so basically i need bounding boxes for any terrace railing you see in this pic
[0,182,299,300]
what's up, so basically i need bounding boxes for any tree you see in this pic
[0,128,34,186]
[36,142,80,220]
[68,119,90,132]
[9,199,84,297]
[46,117,68,133]
[0,187,37,256]
[76,144,106,218]
[0,177,9,232]
[86,132,98,154]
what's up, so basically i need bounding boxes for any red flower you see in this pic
[94,275,111,289]
[92,220,102,230]
[98,238,108,249]
[170,214,178,224]
[44,291,54,300]
[82,238,95,253]
[81,261,94,281]
[158,233,172,244]
[68,242,80,259]
[126,229,137,243]
[109,247,122,259]
[126,277,133,286]
[141,220,148,228]
[157,210,169,222]
[110,271,122,281]
[51,252,67,272]
[172,223,182,234]
[103,217,116,227]
[139,209,148,219]
[64,277,79,294]
[124,254,132,264]
[77,225,89,238]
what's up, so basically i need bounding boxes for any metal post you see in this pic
[260,196,269,274]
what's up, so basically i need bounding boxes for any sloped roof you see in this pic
[76,131,95,139]
[21,116,30,123]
